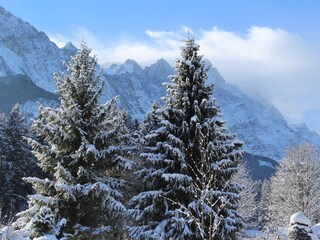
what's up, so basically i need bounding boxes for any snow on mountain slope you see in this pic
[0,44,25,76]
[0,6,76,92]
[103,60,320,160]
[206,68,297,159]
[0,5,319,161]
[102,58,173,117]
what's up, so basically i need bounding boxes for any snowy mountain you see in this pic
[102,59,320,160]
[0,6,76,91]
[103,59,172,117]
[0,6,76,115]
[0,5,319,164]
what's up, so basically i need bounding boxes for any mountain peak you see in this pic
[124,59,143,72]
[124,59,139,65]
[146,58,173,73]
[155,58,171,66]
[0,5,13,18]
[0,6,37,39]
[62,42,77,52]
[105,59,144,75]
[61,42,78,55]
[0,5,74,92]
[0,5,8,14]
[120,59,143,74]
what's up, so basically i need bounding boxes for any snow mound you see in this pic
[34,235,58,240]
[290,212,311,226]
[312,223,320,235]
[0,226,30,240]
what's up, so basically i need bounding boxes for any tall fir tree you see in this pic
[0,112,8,219]
[14,42,132,239]
[129,37,243,240]
[0,104,36,221]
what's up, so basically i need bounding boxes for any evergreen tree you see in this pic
[0,113,8,220]
[0,104,35,221]
[129,37,243,240]
[14,42,132,239]
[140,101,161,135]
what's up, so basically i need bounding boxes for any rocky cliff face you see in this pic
[0,6,76,92]
[103,59,320,160]
[0,5,319,162]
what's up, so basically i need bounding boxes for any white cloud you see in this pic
[49,33,69,48]
[197,27,320,130]
[48,26,320,132]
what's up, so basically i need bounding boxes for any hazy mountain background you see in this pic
[1,6,319,179]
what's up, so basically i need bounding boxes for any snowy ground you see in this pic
[1,227,264,240]
[0,226,57,240]
[0,227,266,240]
[1,226,318,239]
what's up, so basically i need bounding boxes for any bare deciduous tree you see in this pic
[267,144,320,229]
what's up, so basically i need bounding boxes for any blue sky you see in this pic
[1,1,320,41]
[1,0,320,132]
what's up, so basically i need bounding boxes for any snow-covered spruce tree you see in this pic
[0,113,9,221]
[231,163,259,230]
[125,101,162,231]
[14,42,132,239]
[0,104,35,219]
[267,144,320,230]
[129,37,243,240]
[140,101,162,136]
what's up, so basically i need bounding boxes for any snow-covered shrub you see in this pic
[288,212,312,240]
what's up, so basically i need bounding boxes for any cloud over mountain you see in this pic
[50,26,320,132]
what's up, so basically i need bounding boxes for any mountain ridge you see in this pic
[0,5,319,163]
[102,59,320,160]
[0,6,75,92]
